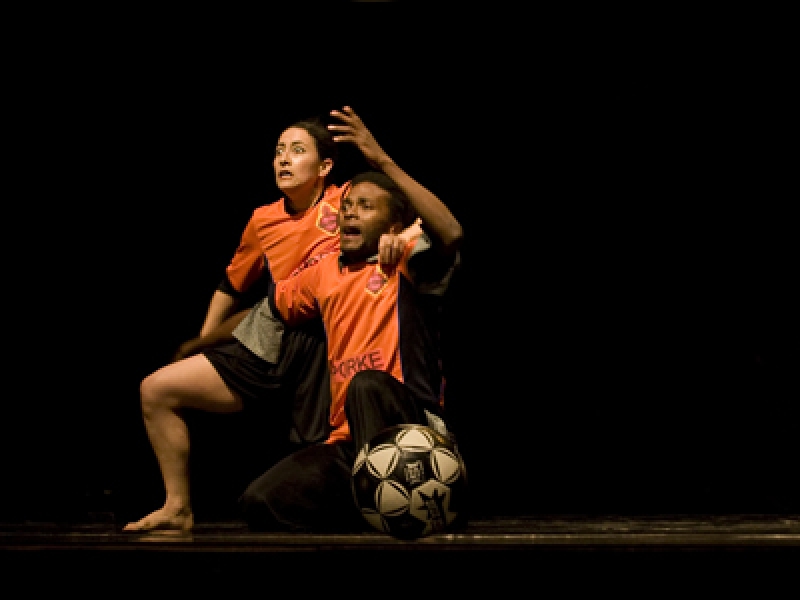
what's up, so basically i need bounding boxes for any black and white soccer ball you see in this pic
[351,423,468,540]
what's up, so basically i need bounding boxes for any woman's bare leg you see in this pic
[123,353,243,533]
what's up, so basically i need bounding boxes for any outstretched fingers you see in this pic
[328,106,386,167]
[328,106,360,143]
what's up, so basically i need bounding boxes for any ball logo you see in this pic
[316,201,339,235]
[416,487,447,531]
[403,460,425,486]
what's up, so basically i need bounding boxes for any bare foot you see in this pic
[122,506,194,534]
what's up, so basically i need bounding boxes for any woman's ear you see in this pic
[319,158,333,177]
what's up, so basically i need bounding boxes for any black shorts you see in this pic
[204,318,332,445]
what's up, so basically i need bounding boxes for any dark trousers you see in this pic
[238,370,437,532]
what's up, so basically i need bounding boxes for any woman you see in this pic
[123,108,417,533]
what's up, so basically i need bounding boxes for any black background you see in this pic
[5,9,797,524]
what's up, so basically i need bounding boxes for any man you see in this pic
[237,106,464,532]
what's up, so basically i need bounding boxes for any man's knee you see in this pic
[238,472,313,532]
[238,485,282,532]
[347,370,394,403]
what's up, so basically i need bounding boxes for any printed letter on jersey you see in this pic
[330,350,385,381]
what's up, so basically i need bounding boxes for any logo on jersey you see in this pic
[288,249,338,279]
[317,201,339,235]
[330,350,386,382]
[366,265,389,295]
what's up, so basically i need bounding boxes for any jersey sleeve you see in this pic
[224,214,267,294]
[405,233,461,296]
[268,261,322,326]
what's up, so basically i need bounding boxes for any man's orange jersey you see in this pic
[270,238,455,444]
[225,184,345,293]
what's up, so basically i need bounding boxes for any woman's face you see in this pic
[273,126,325,194]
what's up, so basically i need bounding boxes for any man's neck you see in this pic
[339,251,379,268]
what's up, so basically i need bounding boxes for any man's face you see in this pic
[273,127,324,193]
[338,181,399,261]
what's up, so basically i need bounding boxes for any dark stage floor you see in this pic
[3,514,799,592]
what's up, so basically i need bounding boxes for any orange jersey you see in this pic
[225,184,346,293]
[271,238,451,444]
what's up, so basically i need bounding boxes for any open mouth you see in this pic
[340,225,361,242]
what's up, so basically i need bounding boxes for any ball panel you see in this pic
[365,444,399,479]
[375,479,410,516]
[430,447,461,485]
[395,426,435,451]
[409,480,456,531]
[352,446,368,475]
[360,509,390,534]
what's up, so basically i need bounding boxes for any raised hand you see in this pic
[328,106,389,169]
[378,218,423,266]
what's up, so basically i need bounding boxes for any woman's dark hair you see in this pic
[289,116,338,165]
[349,171,417,228]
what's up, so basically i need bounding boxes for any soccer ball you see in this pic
[351,423,468,539]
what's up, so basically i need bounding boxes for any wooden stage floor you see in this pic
[2,514,799,592]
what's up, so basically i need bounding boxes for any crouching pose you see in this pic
[238,106,464,532]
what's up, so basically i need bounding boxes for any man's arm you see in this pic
[329,106,463,254]
[267,256,326,329]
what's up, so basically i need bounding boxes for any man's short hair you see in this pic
[349,171,417,228]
